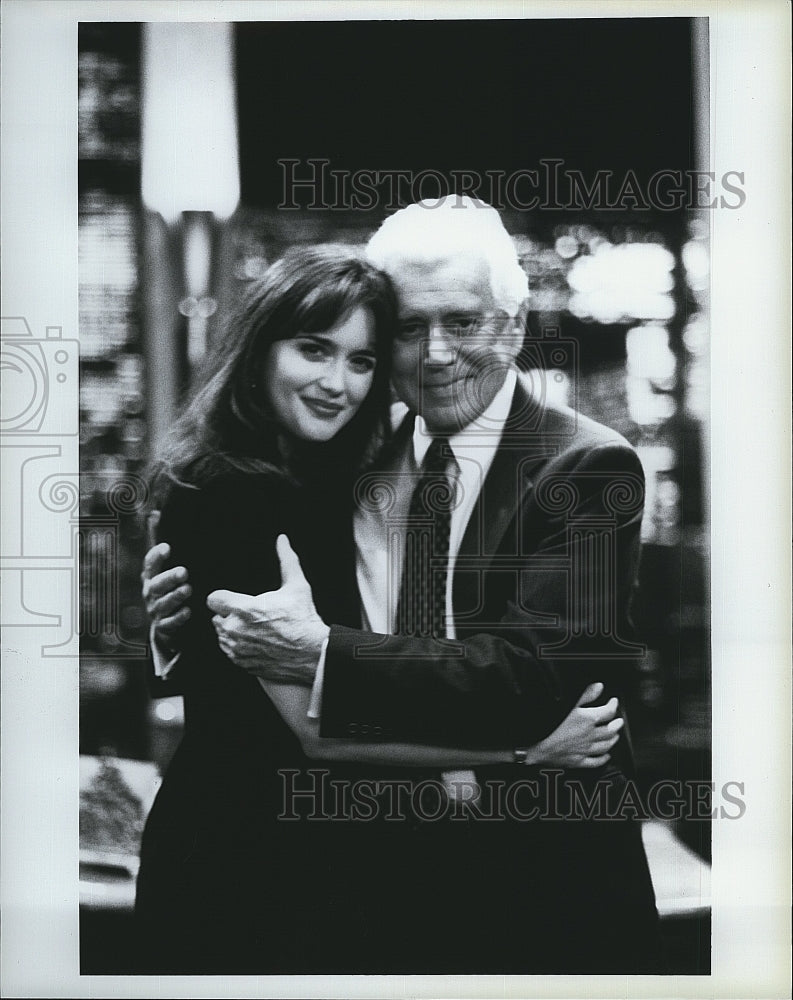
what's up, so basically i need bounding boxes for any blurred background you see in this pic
[78,17,711,972]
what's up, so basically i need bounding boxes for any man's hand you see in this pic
[528,682,623,769]
[141,539,192,646]
[208,534,330,686]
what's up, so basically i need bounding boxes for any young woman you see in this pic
[135,246,621,973]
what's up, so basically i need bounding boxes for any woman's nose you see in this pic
[425,324,456,366]
[317,360,345,394]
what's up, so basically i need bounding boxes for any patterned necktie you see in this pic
[396,436,457,638]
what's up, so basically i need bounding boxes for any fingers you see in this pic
[575,681,604,707]
[212,613,242,643]
[148,582,192,619]
[581,716,624,757]
[146,510,161,547]
[154,607,191,636]
[142,565,188,603]
[581,696,619,726]
[276,534,307,588]
[213,617,255,667]
[141,542,171,582]
[577,753,611,769]
[588,731,620,752]
[217,633,234,655]
[206,589,246,616]
[586,715,623,750]
[212,614,235,654]
[211,611,249,637]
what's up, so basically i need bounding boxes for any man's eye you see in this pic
[447,317,479,334]
[397,321,424,339]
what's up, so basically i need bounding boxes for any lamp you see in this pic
[141,22,239,224]
[139,22,240,447]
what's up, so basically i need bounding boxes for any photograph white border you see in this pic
[1,1,790,997]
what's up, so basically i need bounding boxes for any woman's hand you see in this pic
[529,682,623,769]
[141,538,192,647]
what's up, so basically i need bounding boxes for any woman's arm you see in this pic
[259,678,622,769]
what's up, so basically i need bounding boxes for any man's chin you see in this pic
[419,394,496,434]
[419,371,506,432]
[418,405,476,436]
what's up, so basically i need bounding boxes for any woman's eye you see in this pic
[348,356,376,374]
[298,342,327,360]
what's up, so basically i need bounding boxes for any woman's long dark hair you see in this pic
[150,245,397,505]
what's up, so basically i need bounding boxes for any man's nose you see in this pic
[318,360,345,394]
[425,324,456,366]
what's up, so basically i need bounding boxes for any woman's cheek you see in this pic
[353,371,376,407]
[284,346,314,381]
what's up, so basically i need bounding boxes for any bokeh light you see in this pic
[568,242,676,323]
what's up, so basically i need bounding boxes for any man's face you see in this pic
[389,254,522,434]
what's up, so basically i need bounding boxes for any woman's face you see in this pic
[262,305,378,441]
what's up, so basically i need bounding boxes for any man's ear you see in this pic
[498,300,528,362]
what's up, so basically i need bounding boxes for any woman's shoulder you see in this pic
[157,470,295,526]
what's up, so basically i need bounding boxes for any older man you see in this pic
[142,198,660,973]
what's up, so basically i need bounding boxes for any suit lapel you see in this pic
[452,378,560,620]
[388,383,565,623]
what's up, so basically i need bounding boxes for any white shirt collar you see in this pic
[412,367,518,467]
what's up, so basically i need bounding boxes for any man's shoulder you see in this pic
[513,372,635,454]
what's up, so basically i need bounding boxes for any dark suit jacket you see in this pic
[322,376,645,754]
[318,377,661,973]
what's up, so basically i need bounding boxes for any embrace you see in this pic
[136,198,661,974]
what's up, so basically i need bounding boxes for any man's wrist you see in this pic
[513,746,540,766]
[299,622,330,682]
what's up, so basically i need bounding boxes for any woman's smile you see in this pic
[300,396,346,418]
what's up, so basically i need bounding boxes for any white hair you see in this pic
[365,197,529,315]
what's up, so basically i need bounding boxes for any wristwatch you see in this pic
[512,748,530,765]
